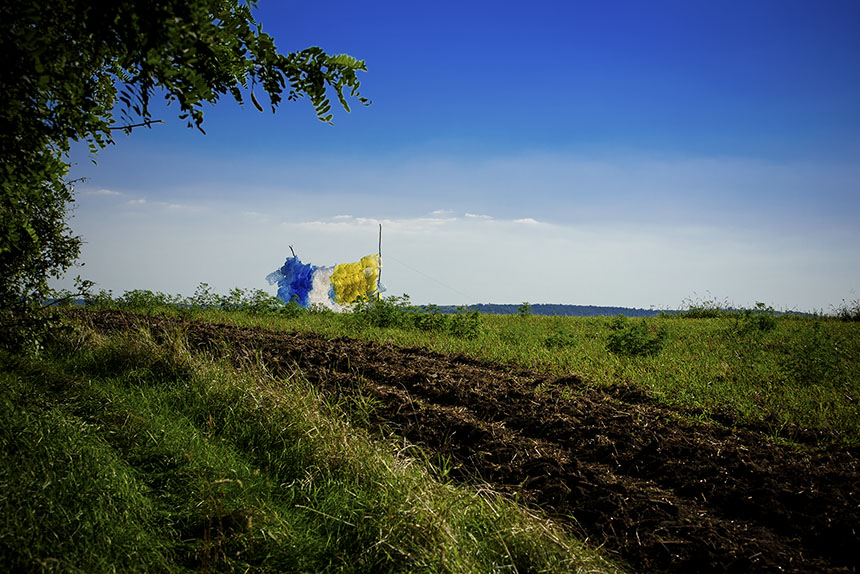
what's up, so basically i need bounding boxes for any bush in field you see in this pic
[184,283,282,313]
[279,299,307,318]
[350,296,482,339]
[543,329,578,349]
[244,289,285,313]
[736,302,778,334]
[217,287,283,313]
[117,289,180,312]
[83,289,115,310]
[413,304,449,332]
[606,315,667,357]
[217,287,248,311]
[186,282,220,309]
[680,295,730,318]
[80,283,296,316]
[80,287,483,338]
[350,295,414,328]
[449,308,482,339]
[784,321,849,388]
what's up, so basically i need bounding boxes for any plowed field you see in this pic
[83,311,859,573]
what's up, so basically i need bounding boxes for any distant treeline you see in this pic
[430,303,664,317]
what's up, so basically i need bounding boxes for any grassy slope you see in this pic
[183,307,860,445]
[4,301,856,571]
[0,324,620,573]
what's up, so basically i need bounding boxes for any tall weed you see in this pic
[679,295,731,318]
[834,298,860,322]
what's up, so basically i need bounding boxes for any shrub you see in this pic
[449,307,482,339]
[218,287,247,311]
[83,289,116,310]
[543,329,577,349]
[606,315,667,357]
[350,295,414,328]
[117,289,180,312]
[185,282,220,309]
[784,321,848,388]
[413,304,449,332]
[217,287,283,313]
[243,288,284,313]
[279,299,306,318]
[679,295,729,318]
[348,297,482,339]
[737,302,778,334]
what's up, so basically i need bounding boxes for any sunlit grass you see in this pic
[141,305,860,445]
[1,325,622,573]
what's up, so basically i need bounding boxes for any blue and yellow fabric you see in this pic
[266,254,381,311]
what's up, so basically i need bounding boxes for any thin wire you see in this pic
[384,253,477,302]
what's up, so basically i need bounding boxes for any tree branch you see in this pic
[108,119,164,131]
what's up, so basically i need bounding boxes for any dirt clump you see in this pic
[82,311,860,573]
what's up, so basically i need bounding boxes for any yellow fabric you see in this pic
[330,254,380,304]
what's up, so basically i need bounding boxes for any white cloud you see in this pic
[54,195,860,311]
[155,201,199,212]
[85,188,122,196]
[57,151,860,312]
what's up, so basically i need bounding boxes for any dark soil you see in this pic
[81,311,860,573]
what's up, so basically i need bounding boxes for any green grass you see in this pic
[418,313,858,445]
[1,324,620,573]
[113,299,860,446]
[11,294,855,570]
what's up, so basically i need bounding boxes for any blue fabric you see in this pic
[275,257,314,306]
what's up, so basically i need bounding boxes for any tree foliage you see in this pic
[0,0,369,349]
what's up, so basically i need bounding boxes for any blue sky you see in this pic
[63,0,860,311]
